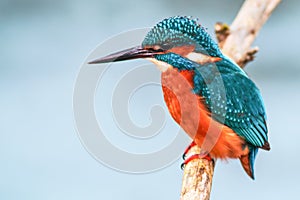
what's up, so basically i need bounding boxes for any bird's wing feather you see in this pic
[193,63,269,148]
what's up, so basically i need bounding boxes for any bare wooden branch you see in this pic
[180,0,281,199]
[221,0,282,67]
[214,22,230,49]
[180,146,215,200]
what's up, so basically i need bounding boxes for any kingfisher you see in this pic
[89,16,270,179]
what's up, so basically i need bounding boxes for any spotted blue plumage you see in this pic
[142,16,222,57]
[194,60,269,148]
[155,52,269,148]
[143,16,270,178]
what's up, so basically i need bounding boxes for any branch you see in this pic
[180,146,215,200]
[217,0,282,67]
[180,0,281,199]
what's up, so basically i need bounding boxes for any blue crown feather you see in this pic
[142,16,222,57]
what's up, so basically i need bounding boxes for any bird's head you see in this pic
[89,16,223,71]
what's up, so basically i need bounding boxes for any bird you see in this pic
[89,16,270,179]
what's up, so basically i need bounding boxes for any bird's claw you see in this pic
[182,141,197,160]
[181,153,212,170]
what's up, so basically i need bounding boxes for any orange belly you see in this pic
[161,68,248,159]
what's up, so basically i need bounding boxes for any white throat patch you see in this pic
[146,58,173,72]
[186,52,221,65]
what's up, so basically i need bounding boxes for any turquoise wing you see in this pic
[193,62,269,149]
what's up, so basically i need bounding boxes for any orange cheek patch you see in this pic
[167,45,196,56]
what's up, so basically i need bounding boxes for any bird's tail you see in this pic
[239,145,258,180]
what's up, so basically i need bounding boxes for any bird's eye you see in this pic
[161,43,173,50]
[156,48,164,52]
[151,45,164,52]
[147,47,163,52]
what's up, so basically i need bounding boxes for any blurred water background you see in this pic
[1,0,299,199]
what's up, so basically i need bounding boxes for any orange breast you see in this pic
[161,68,248,159]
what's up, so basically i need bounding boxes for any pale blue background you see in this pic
[1,0,299,199]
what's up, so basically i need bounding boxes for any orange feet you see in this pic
[181,141,213,169]
[182,141,197,160]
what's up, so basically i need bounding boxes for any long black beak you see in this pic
[88,46,159,64]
